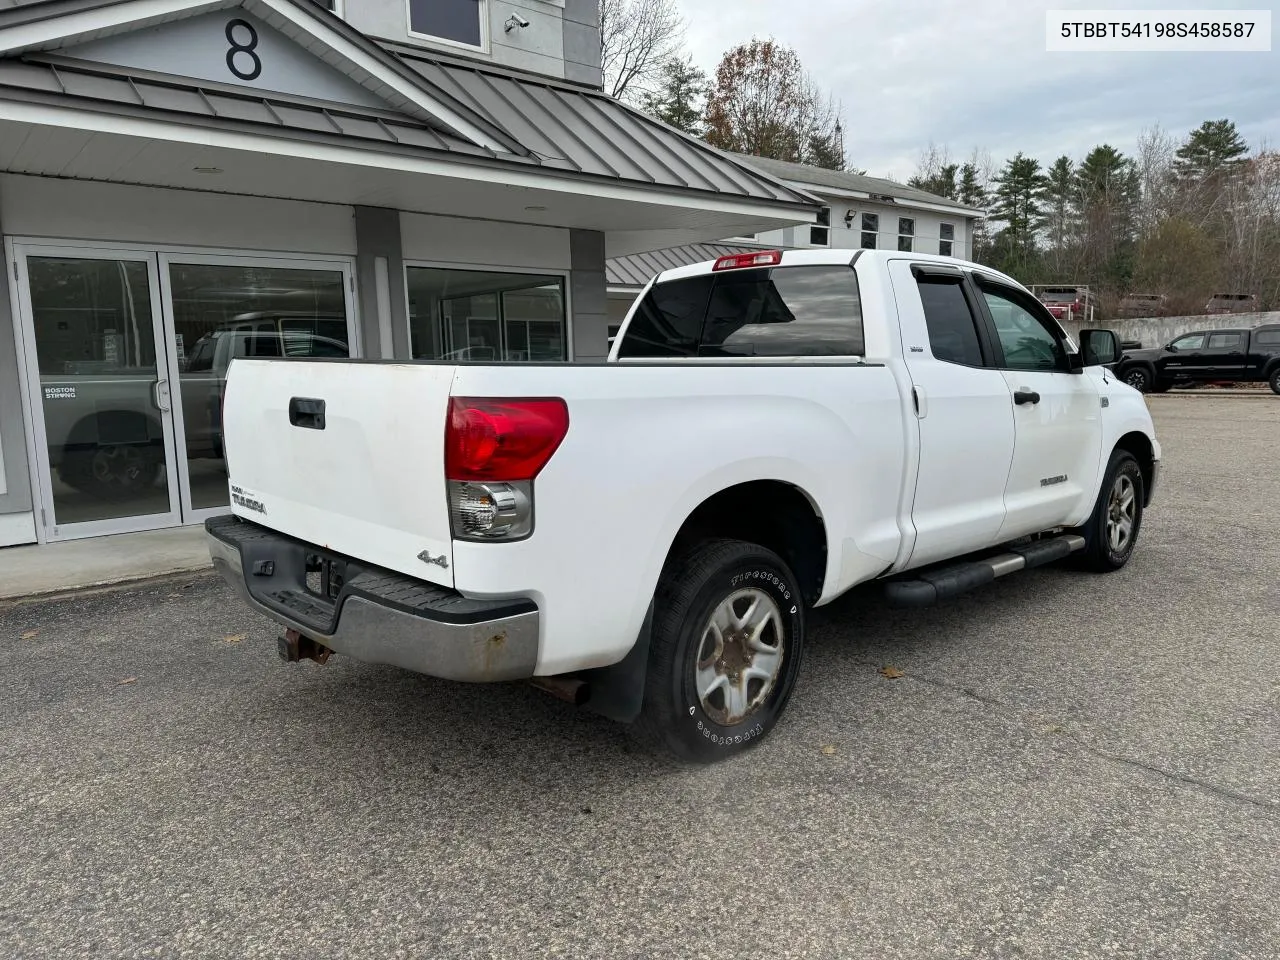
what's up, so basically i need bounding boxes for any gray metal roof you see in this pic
[607,241,763,288]
[0,54,499,156]
[0,0,820,210]
[731,153,985,214]
[394,49,815,205]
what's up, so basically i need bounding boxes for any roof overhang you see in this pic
[0,97,813,256]
[0,0,519,149]
[780,180,986,218]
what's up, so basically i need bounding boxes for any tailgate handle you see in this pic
[288,397,326,430]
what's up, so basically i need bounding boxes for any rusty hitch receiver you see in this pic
[277,628,333,665]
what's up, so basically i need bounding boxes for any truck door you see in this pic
[1202,331,1248,379]
[1163,332,1208,379]
[969,276,1103,539]
[888,261,1016,569]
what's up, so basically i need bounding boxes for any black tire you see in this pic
[1122,366,1152,393]
[58,443,162,500]
[633,539,806,763]
[1269,368,1280,395]
[1075,449,1145,572]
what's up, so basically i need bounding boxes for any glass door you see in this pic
[13,246,183,540]
[158,254,356,524]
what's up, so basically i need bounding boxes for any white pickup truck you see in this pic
[207,249,1159,762]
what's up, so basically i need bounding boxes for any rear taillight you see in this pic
[713,250,782,271]
[444,398,568,541]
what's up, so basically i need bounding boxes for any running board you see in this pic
[884,534,1086,608]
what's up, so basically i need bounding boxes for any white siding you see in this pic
[749,198,974,260]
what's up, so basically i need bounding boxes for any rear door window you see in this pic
[700,266,863,357]
[1206,333,1242,349]
[916,277,985,367]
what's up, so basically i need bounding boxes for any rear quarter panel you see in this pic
[450,363,907,675]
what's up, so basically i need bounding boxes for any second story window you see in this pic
[810,207,831,246]
[312,0,342,14]
[860,213,878,249]
[939,222,955,257]
[409,0,486,50]
[898,217,915,252]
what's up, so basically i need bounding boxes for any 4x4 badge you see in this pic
[417,550,449,569]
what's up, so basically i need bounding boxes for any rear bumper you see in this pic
[206,516,539,682]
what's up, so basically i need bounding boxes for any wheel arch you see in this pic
[1114,431,1156,506]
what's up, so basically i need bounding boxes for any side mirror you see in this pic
[1080,329,1119,367]
[1165,342,1177,352]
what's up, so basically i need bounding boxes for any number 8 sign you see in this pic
[225,19,262,82]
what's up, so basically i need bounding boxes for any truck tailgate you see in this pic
[221,359,458,587]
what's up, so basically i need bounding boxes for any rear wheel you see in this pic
[1269,368,1280,395]
[633,539,806,763]
[58,442,162,500]
[1076,449,1145,572]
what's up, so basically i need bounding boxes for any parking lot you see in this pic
[2,394,1277,960]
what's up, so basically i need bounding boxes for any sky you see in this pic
[676,0,1279,182]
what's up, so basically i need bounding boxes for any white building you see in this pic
[607,155,985,331]
[0,0,818,549]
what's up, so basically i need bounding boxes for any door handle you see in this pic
[1013,389,1040,406]
[289,397,326,430]
[152,379,171,412]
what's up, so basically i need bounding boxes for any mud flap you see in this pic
[581,602,654,723]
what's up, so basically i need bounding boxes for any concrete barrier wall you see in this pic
[1062,311,1280,349]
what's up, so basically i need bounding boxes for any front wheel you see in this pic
[1075,449,1145,572]
[633,539,806,763]
[1269,368,1280,395]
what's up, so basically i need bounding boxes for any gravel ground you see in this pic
[1,395,1277,959]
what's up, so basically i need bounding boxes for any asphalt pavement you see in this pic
[2,395,1277,959]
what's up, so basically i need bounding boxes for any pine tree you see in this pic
[991,153,1046,276]
[639,56,708,136]
[1174,119,1249,180]
[907,163,959,200]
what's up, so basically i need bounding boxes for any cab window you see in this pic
[1171,334,1205,350]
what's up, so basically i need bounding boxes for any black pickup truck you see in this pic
[1116,324,1280,394]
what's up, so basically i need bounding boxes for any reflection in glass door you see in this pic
[16,250,182,538]
[161,257,353,519]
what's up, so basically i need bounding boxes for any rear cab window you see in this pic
[617,264,863,359]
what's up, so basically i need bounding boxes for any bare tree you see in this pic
[600,0,684,103]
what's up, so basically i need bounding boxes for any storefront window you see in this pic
[406,267,567,362]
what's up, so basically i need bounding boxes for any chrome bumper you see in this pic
[206,517,539,683]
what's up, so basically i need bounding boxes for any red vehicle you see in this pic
[1031,285,1095,322]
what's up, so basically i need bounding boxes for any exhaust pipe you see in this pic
[530,676,589,706]
[278,628,332,665]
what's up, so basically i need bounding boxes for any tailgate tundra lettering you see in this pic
[230,485,268,515]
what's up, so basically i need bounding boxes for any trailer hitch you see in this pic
[277,628,332,665]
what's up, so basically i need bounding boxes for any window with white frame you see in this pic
[408,0,487,49]
[939,222,955,257]
[810,207,831,246]
[898,217,915,252]
[860,213,879,249]
[406,266,567,362]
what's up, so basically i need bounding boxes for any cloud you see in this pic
[678,0,1279,179]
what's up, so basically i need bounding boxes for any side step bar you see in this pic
[884,534,1086,608]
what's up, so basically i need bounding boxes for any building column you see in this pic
[570,229,609,362]
[353,206,410,360]
[0,187,36,544]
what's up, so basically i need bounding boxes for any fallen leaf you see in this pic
[880,666,905,680]
[820,745,837,756]
[118,677,137,685]
[20,630,39,640]
[223,634,247,644]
